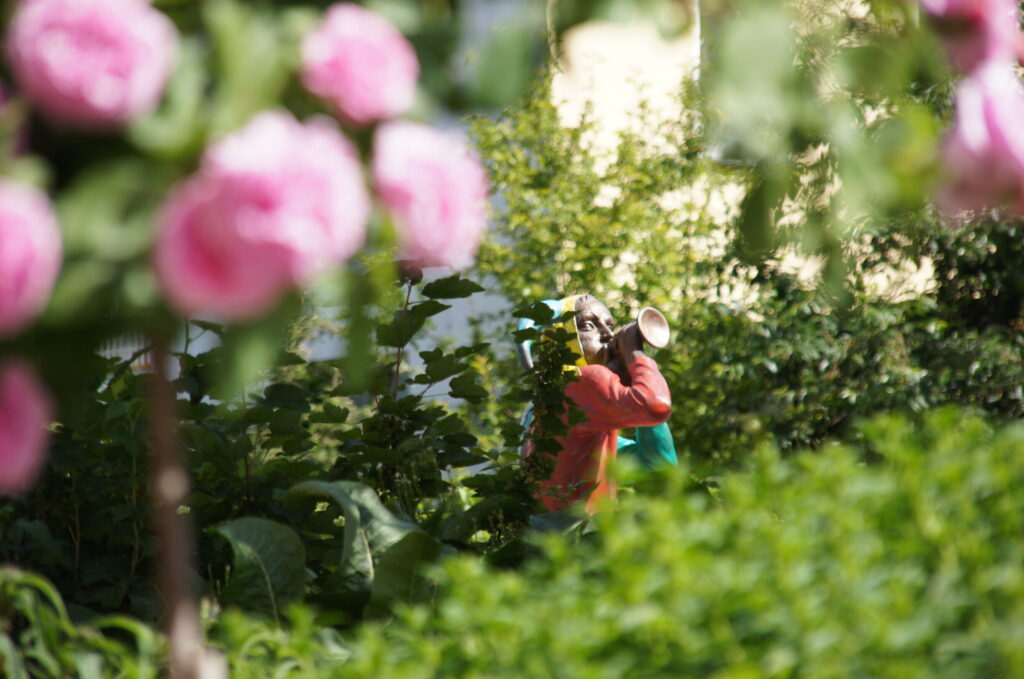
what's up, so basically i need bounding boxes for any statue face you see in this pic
[574,295,616,365]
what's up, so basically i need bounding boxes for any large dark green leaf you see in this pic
[285,481,440,616]
[308,403,350,424]
[449,371,488,403]
[214,518,306,621]
[261,383,312,412]
[366,531,442,616]
[421,275,486,299]
[414,348,467,384]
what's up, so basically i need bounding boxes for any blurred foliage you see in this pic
[339,409,1024,678]
[703,0,949,284]
[14,409,1024,676]
[0,568,162,678]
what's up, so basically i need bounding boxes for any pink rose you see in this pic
[373,121,489,269]
[0,180,63,337]
[937,63,1024,216]
[7,0,178,129]
[919,0,1020,73]
[0,360,53,496]
[301,3,419,126]
[154,111,370,321]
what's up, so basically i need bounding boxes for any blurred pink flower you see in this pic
[154,111,370,321]
[301,3,419,126]
[0,360,53,496]
[0,180,63,337]
[937,63,1024,216]
[919,0,1020,73]
[373,121,489,269]
[7,0,178,129]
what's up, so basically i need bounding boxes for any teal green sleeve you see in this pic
[617,422,677,470]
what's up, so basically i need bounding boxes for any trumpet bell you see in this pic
[637,307,670,349]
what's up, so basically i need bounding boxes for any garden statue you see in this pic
[517,294,677,513]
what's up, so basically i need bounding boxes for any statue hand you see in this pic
[605,354,631,385]
[614,323,644,359]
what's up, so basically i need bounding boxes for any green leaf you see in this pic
[214,518,306,622]
[338,270,376,392]
[376,301,451,347]
[210,299,298,398]
[0,635,29,679]
[375,311,423,348]
[736,167,790,263]
[449,371,488,403]
[204,0,291,137]
[282,438,314,455]
[128,36,206,159]
[421,275,486,299]
[262,383,312,412]
[284,481,440,615]
[512,328,539,343]
[469,20,537,109]
[420,351,466,383]
[44,260,117,324]
[411,300,452,319]
[366,532,442,617]
[56,158,173,261]
[309,403,350,424]
[514,301,557,325]
[268,409,304,437]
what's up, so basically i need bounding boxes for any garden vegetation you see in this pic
[3,0,1024,677]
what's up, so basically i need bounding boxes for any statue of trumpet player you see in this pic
[517,294,677,514]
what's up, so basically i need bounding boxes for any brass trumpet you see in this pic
[603,307,670,383]
[613,306,671,350]
[635,306,671,349]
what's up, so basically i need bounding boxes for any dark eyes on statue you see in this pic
[580,320,613,332]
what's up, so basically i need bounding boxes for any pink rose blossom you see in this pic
[919,0,1020,73]
[0,180,63,337]
[937,63,1024,216]
[373,121,489,269]
[7,0,178,129]
[301,3,419,126]
[0,360,53,496]
[154,111,370,321]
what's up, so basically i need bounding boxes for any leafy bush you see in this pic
[469,58,1024,470]
[0,271,561,626]
[0,568,162,678]
[340,408,1024,678]
[8,409,1024,677]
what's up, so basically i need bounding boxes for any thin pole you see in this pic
[148,334,201,679]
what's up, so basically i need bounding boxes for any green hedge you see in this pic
[335,408,1024,678]
[8,408,1024,677]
